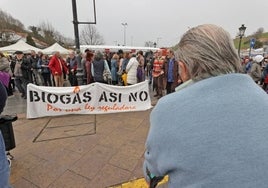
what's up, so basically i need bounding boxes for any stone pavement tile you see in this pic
[46,115,95,128]
[35,123,95,142]
[131,158,145,179]
[90,164,132,188]
[109,152,140,172]
[62,134,102,155]
[10,153,47,184]
[128,124,150,144]
[36,147,82,168]
[12,178,39,188]
[70,145,117,180]
[116,140,145,159]
[21,160,67,188]
[120,117,144,131]
[48,170,91,188]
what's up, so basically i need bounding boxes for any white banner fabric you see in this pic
[26,81,152,119]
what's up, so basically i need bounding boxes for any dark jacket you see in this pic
[0,81,7,114]
[21,58,33,81]
[164,57,180,91]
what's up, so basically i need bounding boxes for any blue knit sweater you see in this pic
[144,74,268,188]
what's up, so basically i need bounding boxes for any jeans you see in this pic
[0,131,11,188]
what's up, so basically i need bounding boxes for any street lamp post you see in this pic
[237,24,246,58]
[121,23,127,46]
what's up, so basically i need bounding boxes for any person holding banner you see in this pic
[144,24,268,187]
[48,51,68,87]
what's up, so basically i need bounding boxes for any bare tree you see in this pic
[80,25,104,45]
[38,21,57,45]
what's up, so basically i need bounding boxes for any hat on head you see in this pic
[14,51,23,55]
[254,55,264,63]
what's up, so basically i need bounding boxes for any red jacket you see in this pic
[48,55,68,76]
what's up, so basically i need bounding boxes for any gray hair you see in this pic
[94,51,103,61]
[175,24,241,81]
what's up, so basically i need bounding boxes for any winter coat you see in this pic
[126,57,139,85]
[48,55,68,76]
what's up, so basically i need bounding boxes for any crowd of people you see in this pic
[241,54,268,92]
[0,47,183,100]
[1,44,268,101]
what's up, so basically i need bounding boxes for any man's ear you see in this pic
[178,61,190,82]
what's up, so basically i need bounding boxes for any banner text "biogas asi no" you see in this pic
[26,81,152,119]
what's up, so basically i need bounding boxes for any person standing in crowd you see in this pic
[48,51,68,87]
[136,51,145,83]
[144,24,268,188]
[152,50,165,98]
[13,51,32,99]
[0,52,12,96]
[261,57,268,92]
[85,51,94,84]
[245,57,253,74]
[164,49,182,94]
[126,52,139,85]
[91,51,111,84]
[118,52,130,86]
[30,50,42,85]
[145,51,154,85]
[249,55,263,84]
[66,51,78,86]
[82,49,90,84]
[121,52,130,72]
[110,53,119,85]
[0,81,12,188]
[37,54,52,86]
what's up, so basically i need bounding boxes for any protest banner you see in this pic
[27,81,152,119]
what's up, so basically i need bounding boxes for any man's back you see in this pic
[145,74,268,188]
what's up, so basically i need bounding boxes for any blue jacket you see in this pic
[144,74,268,188]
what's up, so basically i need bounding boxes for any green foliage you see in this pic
[26,34,36,47]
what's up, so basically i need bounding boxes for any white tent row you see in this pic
[0,39,41,54]
[0,40,71,55]
[80,45,160,53]
[42,42,71,55]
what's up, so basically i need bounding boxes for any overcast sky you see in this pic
[1,0,268,47]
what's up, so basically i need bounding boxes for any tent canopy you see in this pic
[42,43,70,55]
[0,39,41,54]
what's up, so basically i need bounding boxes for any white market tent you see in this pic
[0,39,41,54]
[80,45,160,53]
[42,42,70,55]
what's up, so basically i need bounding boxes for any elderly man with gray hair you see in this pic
[144,24,268,188]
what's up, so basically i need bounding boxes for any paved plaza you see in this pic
[3,88,167,188]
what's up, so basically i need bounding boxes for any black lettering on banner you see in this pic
[99,91,108,102]
[29,90,40,102]
[82,92,92,102]
[47,93,58,104]
[60,95,71,104]
[139,91,148,101]
[129,92,137,102]
[72,93,82,104]
[129,91,148,102]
